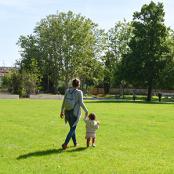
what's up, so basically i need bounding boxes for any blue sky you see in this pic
[0,0,173,67]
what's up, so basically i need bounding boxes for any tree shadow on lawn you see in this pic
[85,100,174,105]
[16,147,87,160]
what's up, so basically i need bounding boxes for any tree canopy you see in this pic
[17,11,105,93]
[118,2,173,101]
[3,2,174,97]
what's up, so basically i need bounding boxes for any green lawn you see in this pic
[0,100,174,174]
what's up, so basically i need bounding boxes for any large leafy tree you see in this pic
[120,1,171,101]
[17,11,105,93]
[36,11,105,90]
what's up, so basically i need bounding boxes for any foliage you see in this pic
[17,11,105,93]
[103,20,133,92]
[14,6,174,94]
[119,2,172,101]
[108,19,133,62]
[3,69,39,97]
[158,29,174,89]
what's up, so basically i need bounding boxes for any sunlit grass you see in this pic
[0,99,173,174]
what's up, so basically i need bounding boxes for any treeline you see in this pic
[3,1,174,101]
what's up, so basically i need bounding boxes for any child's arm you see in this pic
[94,121,100,129]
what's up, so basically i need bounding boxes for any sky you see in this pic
[0,0,173,67]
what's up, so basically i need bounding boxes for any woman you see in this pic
[60,78,88,149]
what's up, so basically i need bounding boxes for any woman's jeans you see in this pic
[64,110,77,145]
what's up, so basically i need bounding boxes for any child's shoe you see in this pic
[92,144,96,147]
[74,143,80,147]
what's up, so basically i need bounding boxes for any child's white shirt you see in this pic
[84,117,99,133]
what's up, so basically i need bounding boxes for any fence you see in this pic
[29,94,63,100]
[0,94,19,99]
[90,88,174,95]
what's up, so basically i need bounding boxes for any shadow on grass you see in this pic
[66,147,87,152]
[16,148,63,160]
[16,147,88,160]
[85,100,174,105]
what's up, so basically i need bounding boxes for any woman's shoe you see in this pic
[62,144,67,150]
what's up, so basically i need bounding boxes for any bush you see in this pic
[2,70,39,97]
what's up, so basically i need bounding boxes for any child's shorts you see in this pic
[86,132,96,139]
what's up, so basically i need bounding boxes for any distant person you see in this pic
[133,90,136,101]
[84,113,99,147]
[60,78,88,150]
[158,92,162,102]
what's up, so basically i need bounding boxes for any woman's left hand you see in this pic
[60,112,64,118]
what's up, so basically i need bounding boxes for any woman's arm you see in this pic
[79,90,88,115]
[60,89,68,118]
[83,113,88,123]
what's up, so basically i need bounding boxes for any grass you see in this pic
[0,99,174,174]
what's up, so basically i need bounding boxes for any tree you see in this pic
[103,20,132,93]
[17,35,43,91]
[102,51,115,94]
[108,19,132,63]
[35,11,104,89]
[78,28,106,91]
[120,2,171,101]
[3,69,38,97]
[158,28,174,89]
[17,35,41,72]
[17,11,105,93]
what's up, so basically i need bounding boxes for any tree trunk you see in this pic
[103,82,110,94]
[147,85,152,101]
[47,75,50,92]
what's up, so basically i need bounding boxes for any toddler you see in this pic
[84,113,99,147]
